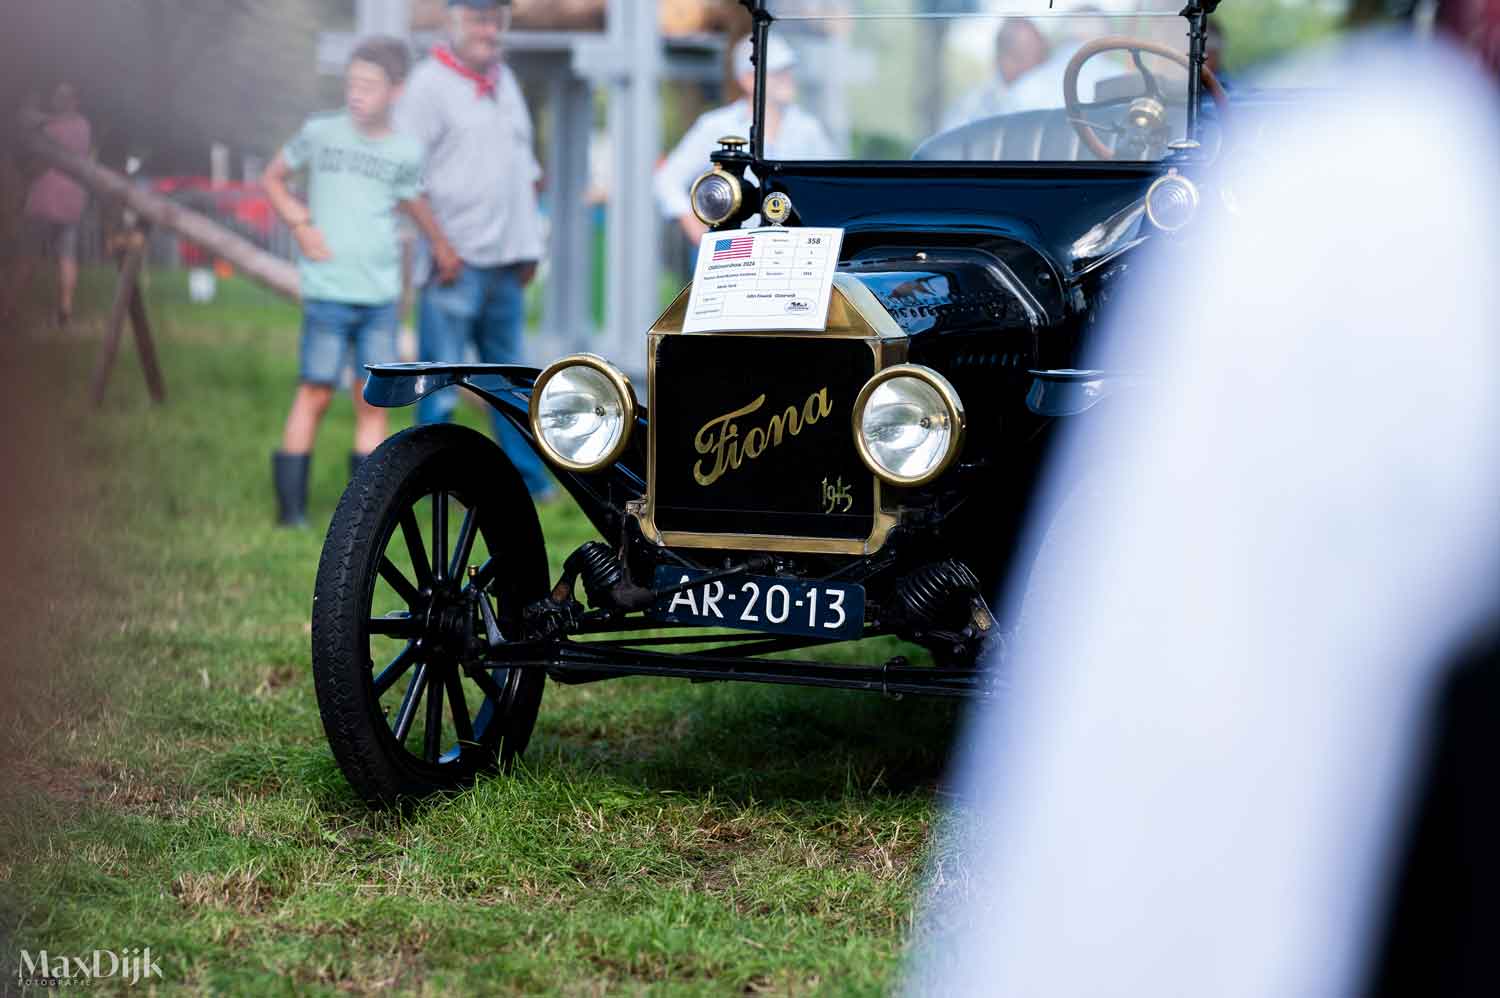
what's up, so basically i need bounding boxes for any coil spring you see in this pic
[573,541,626,607]
[893,559,983,629]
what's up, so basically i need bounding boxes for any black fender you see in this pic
[363,362,647,539]
[1025,368,1142,417]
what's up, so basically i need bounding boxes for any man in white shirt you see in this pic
[943,19,1116,131]
[654,35,837,246]
[1007,36,1114,113]
[394,0,553,499]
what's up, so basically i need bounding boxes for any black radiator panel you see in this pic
[652,334,877,540]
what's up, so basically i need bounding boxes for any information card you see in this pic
[683,227,845,334]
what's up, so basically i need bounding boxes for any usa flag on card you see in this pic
[712,236,755,261]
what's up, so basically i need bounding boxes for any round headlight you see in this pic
[690,168,742,227]
[529,355,636,473]
[1145,171,1199,233]
[852,365,966,487]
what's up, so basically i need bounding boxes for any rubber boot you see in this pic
[349,451,369,481]
[272,451,310,527]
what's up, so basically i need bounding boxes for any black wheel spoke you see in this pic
[378,557,422,610]
[399,510,432,591]
[368,613,419,638]
[423,672,445,762]
[432,491,449,584]
[467,664,510,705]
[392,664,428,744]
[448,506,479,582]
[372,642,420,698]
[445,670,474,745]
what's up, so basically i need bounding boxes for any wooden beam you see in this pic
[21,124,300,301]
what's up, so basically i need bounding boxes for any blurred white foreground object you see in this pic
[912,39,1500,998]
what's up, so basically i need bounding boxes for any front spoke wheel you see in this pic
[311,424,551,806]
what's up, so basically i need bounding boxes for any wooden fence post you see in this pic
[92,225,167,406]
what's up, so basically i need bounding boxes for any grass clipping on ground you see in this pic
[0,272,964,996]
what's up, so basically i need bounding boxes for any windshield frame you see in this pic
[739,0,1218,167]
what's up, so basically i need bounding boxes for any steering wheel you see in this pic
[1063,36,1228,161]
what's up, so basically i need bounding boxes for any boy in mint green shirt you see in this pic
[262,36,460,527]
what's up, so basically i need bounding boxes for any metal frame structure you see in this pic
[500,637,984,698]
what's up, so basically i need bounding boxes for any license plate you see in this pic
[649,567,864,640]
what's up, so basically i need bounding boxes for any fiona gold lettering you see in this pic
[693,388,834,487]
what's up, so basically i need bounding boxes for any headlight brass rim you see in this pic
[1145,170,1200,233]
[851,364,967,488]
[528,353,638,473]
[689,167,743,227]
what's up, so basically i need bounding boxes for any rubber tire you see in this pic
[311,423,550,806]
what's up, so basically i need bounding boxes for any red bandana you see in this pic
[431,45,498,99]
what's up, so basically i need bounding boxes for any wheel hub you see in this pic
[423,586,476,662]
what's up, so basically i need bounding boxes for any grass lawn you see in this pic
[0,270,966,995]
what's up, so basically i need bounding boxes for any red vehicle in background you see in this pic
[152,177,277,267]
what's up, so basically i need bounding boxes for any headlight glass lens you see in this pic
[535,364,627,468]
[859,375,957,484]
[1146,174,1199,232]
[692,172,739,225]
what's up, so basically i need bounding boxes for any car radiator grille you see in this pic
[650,333,878,544]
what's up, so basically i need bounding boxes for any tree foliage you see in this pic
[1212,0,1347,73]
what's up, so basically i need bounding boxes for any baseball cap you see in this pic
[733,35,797,78]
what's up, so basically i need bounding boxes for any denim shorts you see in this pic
[299,299,400,386]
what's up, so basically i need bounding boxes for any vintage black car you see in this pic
[312,0,1234,803]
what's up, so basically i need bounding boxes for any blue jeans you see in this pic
[299,299,399,386]
[415,264,553,497]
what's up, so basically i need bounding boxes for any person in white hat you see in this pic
[654,34,837,246]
